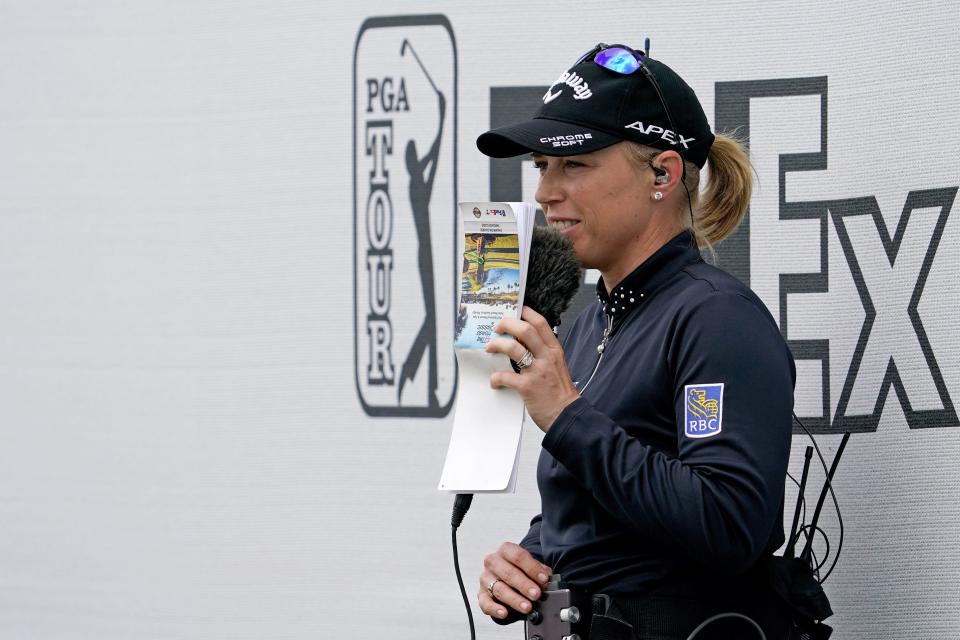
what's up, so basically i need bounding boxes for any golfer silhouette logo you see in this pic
[353,16,458,418]
[397,38,445,409]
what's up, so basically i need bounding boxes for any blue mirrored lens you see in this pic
[594,47,641,74]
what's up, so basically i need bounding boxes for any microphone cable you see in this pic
[793,413,848,583]
[686,612,765,640]
[450,493,476,640]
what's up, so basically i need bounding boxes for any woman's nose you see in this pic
[535,165,564,208]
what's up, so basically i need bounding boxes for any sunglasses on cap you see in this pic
[575,42,649,75]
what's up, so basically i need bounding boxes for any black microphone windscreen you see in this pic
[524,226,582,328]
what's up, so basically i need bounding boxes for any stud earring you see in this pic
[653,191,663,201]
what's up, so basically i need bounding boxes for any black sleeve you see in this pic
[519,513,544,562]
[541,292,794,573]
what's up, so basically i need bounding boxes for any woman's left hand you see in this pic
[485,306,580,432]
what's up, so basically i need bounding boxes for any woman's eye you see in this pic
[533,161,547,172]
[564,160,585,169]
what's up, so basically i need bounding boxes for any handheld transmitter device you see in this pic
[525,574,592,640]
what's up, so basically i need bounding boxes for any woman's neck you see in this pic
[601,221,684,294]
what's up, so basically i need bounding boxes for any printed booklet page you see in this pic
[439,202,536,493]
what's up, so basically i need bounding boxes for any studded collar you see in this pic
[596,230,703,335]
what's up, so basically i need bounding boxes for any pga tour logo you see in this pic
[353,15,458,417]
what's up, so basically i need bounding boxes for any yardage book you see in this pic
[439,202,536,493]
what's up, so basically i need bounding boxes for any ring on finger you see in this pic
[486,578,501,597]
[516,350,535,370]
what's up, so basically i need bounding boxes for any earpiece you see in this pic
[651,164,669,184]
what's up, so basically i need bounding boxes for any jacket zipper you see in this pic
[579,313,614,394]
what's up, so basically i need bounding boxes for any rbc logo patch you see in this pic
[685,383,724,439]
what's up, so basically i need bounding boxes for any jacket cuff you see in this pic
[542,396,591,455]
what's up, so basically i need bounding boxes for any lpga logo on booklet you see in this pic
[353,15,458,418]
[685,383,724,438]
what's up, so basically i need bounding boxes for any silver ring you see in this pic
[516,350,535,370]
[487,578,501,597]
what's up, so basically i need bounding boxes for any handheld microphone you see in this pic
[524,225,583,329]
[510,226,582,374]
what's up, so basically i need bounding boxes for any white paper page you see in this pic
[438,348,525,493]
[513,202,535,310]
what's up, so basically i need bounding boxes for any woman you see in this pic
[474,44,796,639]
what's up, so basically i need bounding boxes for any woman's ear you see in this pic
[651,151,684,197]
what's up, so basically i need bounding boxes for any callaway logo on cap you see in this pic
[543,69,594,103]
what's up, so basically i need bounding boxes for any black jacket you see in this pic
[520,231,795,595]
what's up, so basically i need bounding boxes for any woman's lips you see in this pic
[548,219,580,232]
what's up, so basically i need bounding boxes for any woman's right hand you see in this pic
[477,542,552,620]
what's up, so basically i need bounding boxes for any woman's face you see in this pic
[534,142,664,280]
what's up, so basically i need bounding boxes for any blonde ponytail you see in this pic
[694,132,753,247]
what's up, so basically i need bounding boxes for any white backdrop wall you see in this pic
[1,1,958,638]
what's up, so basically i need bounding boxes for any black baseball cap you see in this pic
[477,45,715,168]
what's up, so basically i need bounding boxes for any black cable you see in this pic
[818,468,846,583]
[793,414,847,583]
[794,525,831,573]
[450,494,475,640]
[785,471,807,525]
[800,433,847,580]
[802,432,848,561]
[784,446,813,559]
[809,545,821,583]
[686,612,766,640]
[451,526,476,640]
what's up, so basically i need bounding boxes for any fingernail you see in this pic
[528,587,539,598]
[520,601,530,611]
[538,573,548,583]
[497,609,506,618]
